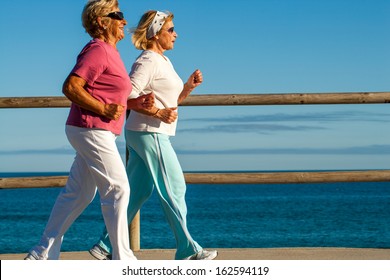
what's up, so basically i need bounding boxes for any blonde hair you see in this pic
[131,10,174,50]
[82,0,119,38]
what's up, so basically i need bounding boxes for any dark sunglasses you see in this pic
[162,27,175,34]
[105,11,124,20]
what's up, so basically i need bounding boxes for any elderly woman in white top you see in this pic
[90,10,218,260]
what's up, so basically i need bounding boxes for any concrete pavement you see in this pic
[1,248,390,260]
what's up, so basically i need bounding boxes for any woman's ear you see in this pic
[96,17,106,29]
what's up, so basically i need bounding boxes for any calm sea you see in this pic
[1,172,389,254]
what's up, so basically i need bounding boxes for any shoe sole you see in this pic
[204,251,218,260]
[184,250,218,260]
[89,248,110,260]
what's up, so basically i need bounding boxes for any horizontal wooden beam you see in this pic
[0,176,68,189]
[1,170,390,189]
[182,92,390,106]
[0,97,71,108]
[184,170,390,184]
[1,92,390,108]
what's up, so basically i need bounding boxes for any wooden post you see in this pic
[129,212,140,251]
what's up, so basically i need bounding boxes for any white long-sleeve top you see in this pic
[125,50,184,136]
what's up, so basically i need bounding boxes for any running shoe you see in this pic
[89,244,112,260]
[183,250,218,260]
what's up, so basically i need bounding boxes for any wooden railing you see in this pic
[2,170,390,190]
[1,92,390,108]
[1,92,390,251]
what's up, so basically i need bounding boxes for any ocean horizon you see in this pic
[1,171,389,254]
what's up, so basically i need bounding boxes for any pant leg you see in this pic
[97,146,154,253]
[29,153,97,259]
[127,131,202,260]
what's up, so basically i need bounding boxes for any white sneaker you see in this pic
[24,251,43,260]
[89,244,112,260]
[24,253,38,260]
[184,250,218,260]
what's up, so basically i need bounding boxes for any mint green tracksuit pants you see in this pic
[96,130,202,260]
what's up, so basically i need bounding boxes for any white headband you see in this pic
[146,11,168,39]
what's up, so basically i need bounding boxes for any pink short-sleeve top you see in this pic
[66,39,131,135]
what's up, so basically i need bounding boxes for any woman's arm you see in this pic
[62,74,124,120]
[140,69,203,123]
[178,69,203,104]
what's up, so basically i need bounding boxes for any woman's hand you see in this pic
[128,93,155,110]
[155,107,178,124]
[103,103,125,120]
[186,69,203,89]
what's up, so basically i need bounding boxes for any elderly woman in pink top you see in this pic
[24,0,152,260]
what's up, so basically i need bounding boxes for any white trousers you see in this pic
[28,125,136,260]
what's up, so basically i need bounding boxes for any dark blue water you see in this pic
[1,172,390,254]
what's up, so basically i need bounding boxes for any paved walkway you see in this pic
[2,248,390,260]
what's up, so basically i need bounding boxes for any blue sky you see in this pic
[0,0,389,172]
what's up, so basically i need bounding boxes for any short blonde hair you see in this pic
[82,0,119,38]
[131,10,174,50]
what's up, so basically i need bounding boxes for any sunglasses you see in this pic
[105,11,124,20]
[162,27,175,34]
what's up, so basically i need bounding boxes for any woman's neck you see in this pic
[96,36,117,49]
[148,41,166,57]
